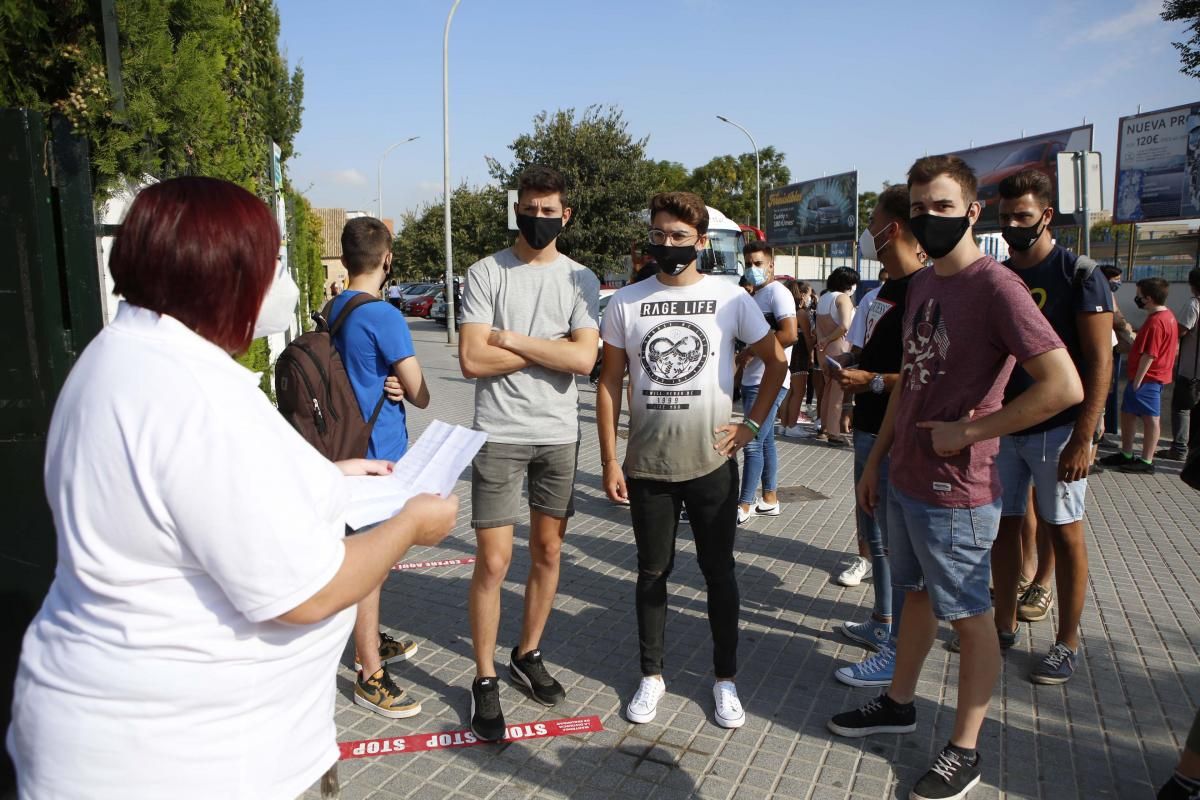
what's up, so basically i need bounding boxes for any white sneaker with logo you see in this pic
[625,676,666,724]
[713,680,745,728]
[836,556,871,587]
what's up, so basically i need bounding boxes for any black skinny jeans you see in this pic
[628,460,740,679]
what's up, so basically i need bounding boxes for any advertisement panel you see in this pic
[944,125,1093,231]
[765,171,857,246]
[1114,102,1200,223]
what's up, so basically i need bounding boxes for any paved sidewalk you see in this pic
[303,319,1200,800]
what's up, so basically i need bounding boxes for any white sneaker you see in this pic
[736,505,754,524]
[836,556,872,587]
[754,499,781,516]
[712,680,745,728]
[783,424,808,438]
[625,676,666,724]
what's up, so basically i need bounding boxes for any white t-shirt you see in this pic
[7,303,355,800]
[848,285,883,349]
[741,280,796,389]
[387,285,402,299]
[602,275,770,481]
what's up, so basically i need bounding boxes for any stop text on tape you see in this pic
[391,556,476,572]
[338,715,603,760]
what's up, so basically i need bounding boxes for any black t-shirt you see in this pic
[852,270,920,435]
[1002,245,1112,435]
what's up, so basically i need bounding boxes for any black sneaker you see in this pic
[827,693,917,738]
[910,744,982,800]
[470,677,506,742]
[1098,451,1134,468]
[509,647,566,706]
[1120,458,1156,474]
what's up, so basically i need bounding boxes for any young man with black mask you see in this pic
[831,184,926,689]
[458,165,600,741]
[828,156,1081,800]
[983,169,1113,686]
[596,191,786,730]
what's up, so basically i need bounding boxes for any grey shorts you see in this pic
[470,441,578,528]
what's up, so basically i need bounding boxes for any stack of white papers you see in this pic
[344,420,486,530]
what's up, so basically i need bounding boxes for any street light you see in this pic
[716,114,760,232]
[377,136,419,224]
[442,0,462,345]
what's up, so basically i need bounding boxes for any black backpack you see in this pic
[275,293,386,461]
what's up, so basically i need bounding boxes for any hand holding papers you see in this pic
[344,421,486,530]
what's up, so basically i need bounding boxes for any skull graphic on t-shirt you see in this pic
[903,298,950,389]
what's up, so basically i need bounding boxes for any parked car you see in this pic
[431,283,464,329]
[402,285,440,317]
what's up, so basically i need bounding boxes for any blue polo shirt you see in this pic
[328,291,417,460]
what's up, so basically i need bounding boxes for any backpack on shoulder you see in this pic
[275,293,386,461]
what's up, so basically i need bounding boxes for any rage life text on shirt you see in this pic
[639,300,717,317]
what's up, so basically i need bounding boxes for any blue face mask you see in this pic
[746,266,768,287]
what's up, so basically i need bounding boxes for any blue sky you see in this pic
[278,0,1198,221]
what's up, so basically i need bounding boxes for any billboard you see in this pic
[765,171,857,246]
[944,125,1093,231]
[1114,102,1200,223]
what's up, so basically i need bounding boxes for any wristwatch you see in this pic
[869,373,886,394]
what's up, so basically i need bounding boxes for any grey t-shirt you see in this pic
[601,275,770,481]
[1179,295,1200,379]
[459,248,600,444]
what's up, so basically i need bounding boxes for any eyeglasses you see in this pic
[648,228,698,247]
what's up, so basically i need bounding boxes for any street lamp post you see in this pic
[442,0,462,345]
[377,136,419,224]
[716,115,760,232]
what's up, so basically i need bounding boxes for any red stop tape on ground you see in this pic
[391,557,476,571]
[338,715,603,760]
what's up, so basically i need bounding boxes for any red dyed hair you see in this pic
[110,177,279,354]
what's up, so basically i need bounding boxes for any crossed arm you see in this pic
[458,322,599,378]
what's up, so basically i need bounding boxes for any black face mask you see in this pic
[1108,281,1121,293]
[910,211,972,260]
[1001,214,1047,252]
[644,243,696,276]
[1134,295,1146,309]
[516,213,562,250]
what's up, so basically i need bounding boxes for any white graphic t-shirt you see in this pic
[602,275,770,481]
[741,280,796,389]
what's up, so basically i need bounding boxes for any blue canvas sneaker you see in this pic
[1030,641,1077,685]
[839,617,890,651]
[835,642,895,688]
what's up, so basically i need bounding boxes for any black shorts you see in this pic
[790,343,811,373]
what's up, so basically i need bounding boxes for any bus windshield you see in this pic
[697,229,744,276]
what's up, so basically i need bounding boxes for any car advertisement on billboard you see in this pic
[944,125,1093,231]
[1114,102,1200,223]
[765,171,857,246]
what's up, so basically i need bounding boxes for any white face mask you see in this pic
[253,260,300,339]
[858,223,892,262]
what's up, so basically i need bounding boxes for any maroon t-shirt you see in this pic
[891,256,1064,508]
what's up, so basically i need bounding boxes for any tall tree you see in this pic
[686,146,790,228]
[1164,0,1200,78]
[392,184,510,280]
[486,105,652,276]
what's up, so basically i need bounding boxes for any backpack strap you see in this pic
[324,292,381,336]
[1070,255,1098,290]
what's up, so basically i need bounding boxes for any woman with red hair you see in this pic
[6,177,457,799]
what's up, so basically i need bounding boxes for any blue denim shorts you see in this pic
[998,423,1088,524]
[886,485,1001,622]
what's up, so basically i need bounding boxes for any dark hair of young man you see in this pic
[341,217,392,276]
[875,184,912,228]
[826,266,860,293]
[517,165,568,206]
[998,169,1054,208]
[650,191,710,235]
[111,176,278,354]
[907,154,978,205]
[1100,264,1123,281]
[1137,276,1170,305]
[1189,267,1200,293]
[744,240,774,258]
